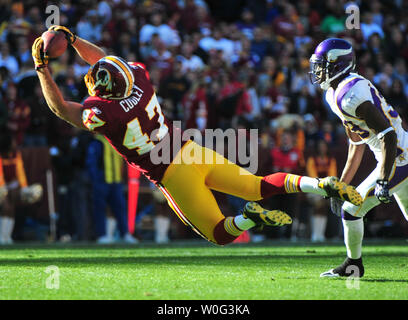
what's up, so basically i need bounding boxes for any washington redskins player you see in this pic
[31,26,363,245]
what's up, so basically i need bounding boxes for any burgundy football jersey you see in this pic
[82,64,180,183]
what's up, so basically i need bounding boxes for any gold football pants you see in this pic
[158,140,263,242]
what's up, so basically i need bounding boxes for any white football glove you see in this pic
[375,179,392,204]
[20,184,43,204]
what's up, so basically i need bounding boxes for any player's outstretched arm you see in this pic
[339,127,366,184]
[48,25,106,65]
[33,36,87,129]
[37,67,87,129]
[71,37,106,65]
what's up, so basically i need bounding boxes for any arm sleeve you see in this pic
[341,80,374,117]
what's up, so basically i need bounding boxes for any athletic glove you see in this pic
[48,25,77,44]
[32,37,48,70]
[20,184,43,205]
[330,197,344,217]
[375,179,392,203]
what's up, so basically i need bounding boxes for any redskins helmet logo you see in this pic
[95,68,112,92]
[84,55,135,99]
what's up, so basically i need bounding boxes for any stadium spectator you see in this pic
[267,130,304,239]
[15,36,31,67]
[236,8,257,40]
[272,3,303,42]
[250,27,275,68]
[306,139,338,242]
[68,130,94,241]
[386,27,408,63]
[145,39,174,80]
[360,12,384,43]
[23,83,52,147]
[139,11,181,47]
[160,60,191,120]
[86,134,137,244]
[4,82,30,146]
[76,10,103,43]
[387,79,408,124]
[177,41,205,74]
[50,135,75,241]
[319,0,345,35]
[198,27,235,59]
[183,76,210,131]
[195,4,214,36]
[0,43,19,76]
[0,132,27,244]
[217,72,252,129]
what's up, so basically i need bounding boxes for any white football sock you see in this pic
[0,217,6,243]
[343,218,364,259]
[312,215,327,241]
[106,217,117,239]
[234,214,256,230]
[155,216,170,243]
[299,177,326,196]
[3,217,14,243]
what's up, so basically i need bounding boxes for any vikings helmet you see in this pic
[84,55,135,99]
[309,38,355,90]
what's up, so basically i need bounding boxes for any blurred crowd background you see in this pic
[1,0,408,244]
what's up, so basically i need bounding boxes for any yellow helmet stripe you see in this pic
[105,56,134,97]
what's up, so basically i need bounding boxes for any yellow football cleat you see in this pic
[318,176,363,206]
[243,202,292,227]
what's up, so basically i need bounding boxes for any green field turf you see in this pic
[0,240,407,300]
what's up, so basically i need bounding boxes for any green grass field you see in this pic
[0,240,407,300]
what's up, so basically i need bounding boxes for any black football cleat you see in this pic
[320,257,365,278]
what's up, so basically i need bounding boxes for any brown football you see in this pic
[41,30,68,59]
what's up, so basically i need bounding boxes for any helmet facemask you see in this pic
[309,53,355,90]
[84,64,98,97]
[309,54,326,87]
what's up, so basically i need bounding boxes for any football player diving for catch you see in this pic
[310,38,408,278]
[32,26,362,246]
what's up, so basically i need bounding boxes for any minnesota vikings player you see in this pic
[31,26,363,246]
[310,38,408,278]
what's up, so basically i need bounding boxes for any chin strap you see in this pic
[348,139,365,145]
[321,62,354,90]
[377,127,394,140]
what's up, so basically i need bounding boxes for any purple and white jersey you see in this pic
[325,72,408,166]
